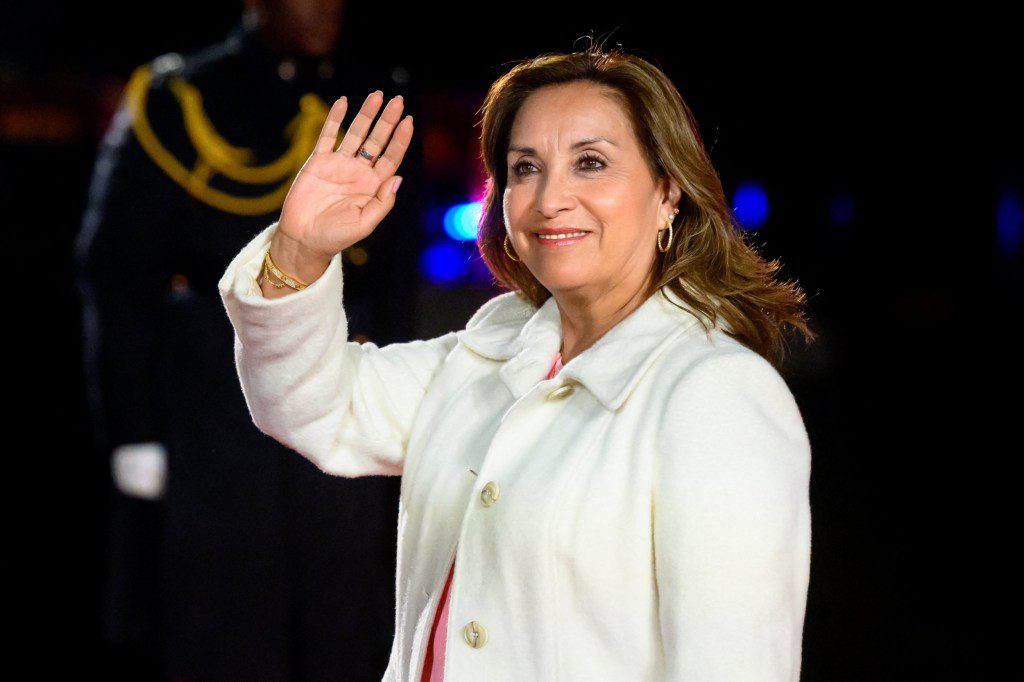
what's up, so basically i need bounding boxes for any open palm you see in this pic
[278,90,413,259]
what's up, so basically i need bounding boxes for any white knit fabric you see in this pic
[218,221,812,681]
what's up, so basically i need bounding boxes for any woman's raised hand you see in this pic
[274,90,413,272]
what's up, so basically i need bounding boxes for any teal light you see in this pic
[443,201,484,241]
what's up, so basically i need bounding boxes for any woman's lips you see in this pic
[532,231,591,248]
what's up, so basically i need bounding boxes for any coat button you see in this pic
[480,481,500,507]
[462,620,489,648]
[546,383,576,401]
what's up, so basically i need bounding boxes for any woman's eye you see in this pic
[578,154,605,171]
[511,155,605,176]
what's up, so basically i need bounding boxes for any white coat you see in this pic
[218,221,813,681]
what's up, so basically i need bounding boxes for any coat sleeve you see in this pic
[217,221,459,478]
[73,101,181,456]
[652,350,812,681]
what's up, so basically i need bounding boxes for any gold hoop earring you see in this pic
[503,233,521,262]
[657,208,679,253]
[657,222,673,253]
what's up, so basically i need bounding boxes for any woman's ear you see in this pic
[662,176,683,212]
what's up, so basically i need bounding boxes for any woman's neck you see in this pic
[553,277,653,364]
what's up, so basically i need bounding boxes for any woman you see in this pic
[219,43,815,681]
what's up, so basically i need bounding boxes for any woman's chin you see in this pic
[536,271,591,295]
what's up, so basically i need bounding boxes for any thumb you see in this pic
[360,175,402,232]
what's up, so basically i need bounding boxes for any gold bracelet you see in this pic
[257,260,286,288]
[263,247,309,291]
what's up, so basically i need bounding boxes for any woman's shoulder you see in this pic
[664,322,789,393]
[655,327,809,446]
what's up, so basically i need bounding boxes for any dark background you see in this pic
[3,2,1017,678]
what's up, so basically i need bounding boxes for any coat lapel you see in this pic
[457,287,711,411]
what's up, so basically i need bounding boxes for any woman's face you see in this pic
[503,81,679,303]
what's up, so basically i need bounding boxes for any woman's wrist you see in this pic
[268,228,333,287]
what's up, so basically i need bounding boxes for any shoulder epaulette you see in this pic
[122,56,331,216]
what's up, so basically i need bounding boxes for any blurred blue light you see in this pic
[443,201,484,241]
[732,181,770,230]
[828,192,857,226]
[420,241,469,284]
[996,191,1022,258]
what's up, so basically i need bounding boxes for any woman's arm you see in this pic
[653,351,812,681]
[218,221,458,477]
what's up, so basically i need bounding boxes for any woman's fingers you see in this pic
[372,115,413,181]
[356,95,405,164]
[336,90,385,158]
[311,89,413,192]
[314,97,348,154]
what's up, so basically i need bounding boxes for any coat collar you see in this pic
[456,287,711,411]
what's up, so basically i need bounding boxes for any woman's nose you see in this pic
[534,169,575,216]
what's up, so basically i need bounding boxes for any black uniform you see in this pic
[75,16,423,681]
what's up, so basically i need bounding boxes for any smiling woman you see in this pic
[498,80,678,360]
[219,35,816,682]
[477,43,815,366]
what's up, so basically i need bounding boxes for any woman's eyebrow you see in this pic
[507,136,617,155]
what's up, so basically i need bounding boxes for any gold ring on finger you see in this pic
[358,146,378,163]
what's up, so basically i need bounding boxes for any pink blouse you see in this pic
[420,351,564,681]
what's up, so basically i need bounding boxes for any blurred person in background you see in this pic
[74,1,423,679]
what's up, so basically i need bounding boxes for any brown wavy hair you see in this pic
[474,38,816,368]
